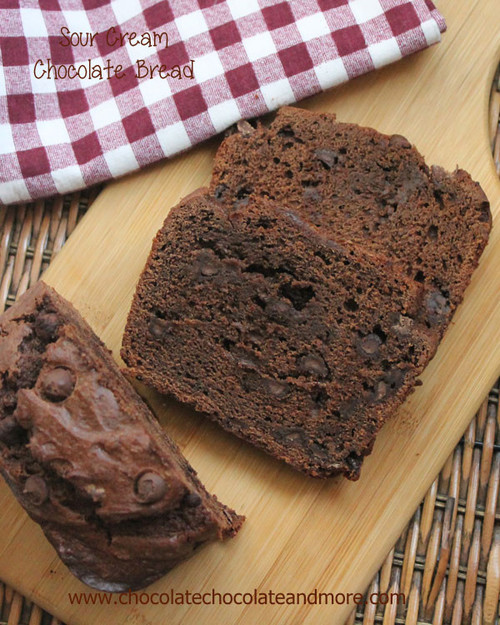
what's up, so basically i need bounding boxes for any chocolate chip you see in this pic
[248,332,262,346]
[384,369,406,390]
[314,148,339,169]
[213,184,227,200]
[431,165,446,185]
[374,381,387,401]
[266,379,290,398]
[34,312,60,342]
[237,119,255,137]
[265,298,294,323]
[197,251,219,277]
[310,442,329,459]
[426,291,450,324]
[389,134,411,149]
[23,475,48,506]
[236,355,258,370]
[202,262,219,277]
[0,416,25,446]
[233,196,250,209]
[284,429,305,443]
[284,211,305,227]
[241,371,261,393]
[184,492,202,507]
[149,317,172,339]
[135,472,168,504]
[358,334,382,357]
[391,314,414,337]
[303,187,322,202]
[40,368,75,402]
[339,399,358,419]
[298,354,328,378]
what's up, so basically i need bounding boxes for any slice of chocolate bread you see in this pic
[210,107,491,332]
[0,281,243,592]
[121,193,438,479]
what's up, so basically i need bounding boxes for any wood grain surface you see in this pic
[1,1,499,624]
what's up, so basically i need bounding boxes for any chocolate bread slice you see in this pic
[0,281,243,592]
[121,193,438,479]
[211,107,491,331]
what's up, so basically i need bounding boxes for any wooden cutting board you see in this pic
[1,1,499,624]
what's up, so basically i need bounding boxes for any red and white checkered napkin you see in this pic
[0,0,445,206]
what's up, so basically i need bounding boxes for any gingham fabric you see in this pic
[0,0,446,206]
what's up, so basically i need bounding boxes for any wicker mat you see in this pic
[1,69,499,625]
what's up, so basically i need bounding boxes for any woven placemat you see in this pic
[0,69,499,625]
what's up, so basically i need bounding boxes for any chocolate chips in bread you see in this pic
[0,281,243,592]
[211,106,491,332]
[121,193,438,479]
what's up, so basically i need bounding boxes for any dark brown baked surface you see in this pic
[210,107,491,331]
[121,193,439,479]
[0,281,243,592]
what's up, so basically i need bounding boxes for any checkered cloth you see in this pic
[0,0,445,206]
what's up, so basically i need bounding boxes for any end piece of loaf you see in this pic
[0,281,243,592]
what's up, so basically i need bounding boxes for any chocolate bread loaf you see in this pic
[121,193,439,479]
[211,107,491,332]
[0,281,243,592]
